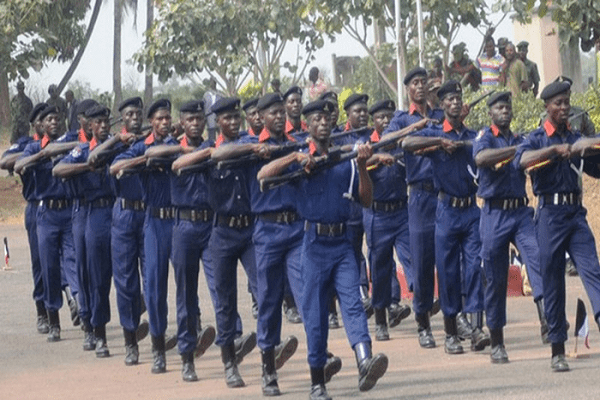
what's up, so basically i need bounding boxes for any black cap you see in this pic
[118,96,143,112]
[179,100,204,113]
[76,99,99,116]
[343,93,369,110]
[540,81,571,101]
[147,98,172,118]
[319,91,338,103]
[257,93,284,111]
[302,100,335,117]
[369,99,396,115]
[242,98,259,112]
[210,97,241,115]
[38,106,59,121]
[553,75,573,86]
[29,103,48,123]
[437,80,462,100]
[516,40,529,49]
[282,86,302,100]
[85,104,111,119]
[487,91,512,107]
[403,67,427,85]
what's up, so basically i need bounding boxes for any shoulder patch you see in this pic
[8,144,19,151]
[476,129,485,140]
[70,146,83,158]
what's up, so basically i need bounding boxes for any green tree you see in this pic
[0,0,95,128]
[133,0,325,96]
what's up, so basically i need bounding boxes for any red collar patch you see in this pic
[215,134,225,148]
[248,127,256,137]
[144,133,155,145]
[543,119,556,136]
[259,128,296,143]
[370,131,380,143]
[33,133,40,141]
[308,141,317,155]
[120,127,128,135]
[180,135,189,148]
[442,119,454,133]
[78,128,88,143]
[491,124,500,137]
[41,135,50,149]
[285,119,307,134]
[344,121,352,132]
[89,137,98,150]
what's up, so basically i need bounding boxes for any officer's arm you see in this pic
[110,155,147,176]
[257,152,307,180]
[518,145,569,170]
[14,150,49,174]
[53,161,91,178]
[88,134,135,166]
[474,146,517,168]
[570,137,600,157]
[0,152,22,171]
[172,147,213,172]
[145,144,188,159]
[356,144,374,208]
[43,142,79,158]
[211,143,266,161]
[402,136,443,153]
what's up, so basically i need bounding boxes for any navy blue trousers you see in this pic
[72,202,90,323]
[25,202,43,303]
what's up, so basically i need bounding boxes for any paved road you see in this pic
[1,221,599,400]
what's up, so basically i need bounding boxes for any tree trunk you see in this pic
[143,0,153,110]
[0,69,10,130]
[56,0,103,95]
[113,0,123,112]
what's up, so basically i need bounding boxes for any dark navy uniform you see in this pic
[515,120,600,344]
[385,105,444,315]
[171,138,215,355]
[473,125,543,331]
[420,120,483,317]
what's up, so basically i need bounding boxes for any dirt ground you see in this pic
[2,151,600,399]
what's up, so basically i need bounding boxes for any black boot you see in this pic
[251,293,259,320]
[274,335,298,370]
[234,331,257,365]
[359,286,374,319]
[456,312,474,340]
[151,335,167,373]
[470,312,490,351]
[388,302,411,328]
[221,342,245,388]
[354,342,388,392]
[324,352,342,383]
[35,300,49,334]
[47,310,61,342]
[443,316,463,354]
[309,367,331,400]
[181,352,198,382]
[374,308,389,341]
[124,329,139,366]
[94,325,110,358]
[261,349,280,396]
[490,328,509,364]
[136,319,149,342]
[283,295,302,324]
[328,297,340,329]
[415,313,435,348]
[82,320,96,351]
[535,298,550,344]
[64,286,80,327]
[551,342,569,372]
[195,324,216,359]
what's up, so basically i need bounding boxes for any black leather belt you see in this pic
[39,198,72,210]
[372,200,406,212]
[539,192,581,206]
[486,197,528,210]
[149,206,175,219]
[305,221,346,237]
[89,197,114,208]
[216,214,253,229]
[408,180,435,193]
[120,198,146,211]
[438,192,475,208]
[177,208,213,222]
[258,210,299,224]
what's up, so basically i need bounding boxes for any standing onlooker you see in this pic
[447,43,481,92]
[202,78,222,141]
[476,35,504,88]
[65,90,79,132]
[497,38,509,58]
[517,41,541,98]
[502,43,529,96]
[46,84,68,134]
[307,67,328,101]
[10,81,33,143]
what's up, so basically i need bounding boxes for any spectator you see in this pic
[517,41,541,97]
[9,80,33,143]
[502,43,528,96]
[202,78,222,141]
[307,67,328,101]
[429,57,444,81]
[476,35,504,87]
[46,84,68,134]
[65,90,79,132]
[447,42,481,92]
[271,78,282,94]
[497,37,509,58]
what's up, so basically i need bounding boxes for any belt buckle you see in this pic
[328,224,336,237]
[190,210,197,222]
[159,208,165,219]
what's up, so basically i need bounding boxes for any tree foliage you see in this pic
[134,0,325,96]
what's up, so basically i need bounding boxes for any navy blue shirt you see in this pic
[419,120,478,198]
[368,130,408,202]
[473,125,527,199]
[384,105,444,184]
[170,138,213,209]
[3,136,37,201]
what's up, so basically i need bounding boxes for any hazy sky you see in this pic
[21,1,513,97]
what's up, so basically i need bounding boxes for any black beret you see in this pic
[540,81,571,101]
[210,97,241,115]
[516,40,529,49]
[29,103,48,123]
[282,86,302,100]
[242,98,259,112]
[76,99,99,116]
[147,98,172,118]
[319,91,338,102]
[368,99,396,115]
[302,100,335,117]
[343,93,369,110]
[257,93,284,111]
[118,96,143,112]
[487,91,512,107]
[403,67,427,85]
[553,75,573,86]
[85,104,111,119]
[437,80,462,100]
[179,100,204,113]
[38,106,59,121]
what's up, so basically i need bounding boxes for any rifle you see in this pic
[110,116,123,127]
[176,158,217,176]
[115,155,174,179]
[468,90,496,109]
[259,125,417,192]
